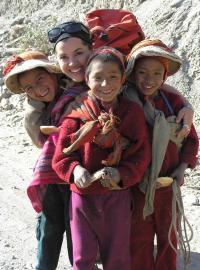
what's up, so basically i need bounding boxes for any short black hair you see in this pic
[85,53,125,79]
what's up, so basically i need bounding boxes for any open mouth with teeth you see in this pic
[143,85,154,89]
[71,68,82,72]
[39,89,49,97]
[101,90,114,95]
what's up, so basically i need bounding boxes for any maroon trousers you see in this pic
[131,187,177,270]
[70,189,133,270]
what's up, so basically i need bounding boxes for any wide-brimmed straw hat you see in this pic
[3,51,61,94]
[126,39,182,77]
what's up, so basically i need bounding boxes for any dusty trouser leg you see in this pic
[130,187,155,270]
[58,185,73,265]
[35,185,65,270]
[154,187,177,270]
[70,190,132,270]
[70,192,98,270]
[97,190,132,270]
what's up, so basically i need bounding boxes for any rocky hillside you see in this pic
[0,0,199,120]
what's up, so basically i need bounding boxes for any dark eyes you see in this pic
[93,75,119,81]
[37,75,45,82]
[138,70,162,76]
[138,70,145,74]
[59,55,68,60]
[58,51,83,60]
[76,51,83,55]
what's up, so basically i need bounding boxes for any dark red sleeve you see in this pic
[180,125,199,168]
[117,102,151,187]
[52,118,81,183]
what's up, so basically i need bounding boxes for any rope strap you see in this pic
[168,181,193,269]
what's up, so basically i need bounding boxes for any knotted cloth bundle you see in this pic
[62,91,129,167]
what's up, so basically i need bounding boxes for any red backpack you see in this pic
[85,9,145,55]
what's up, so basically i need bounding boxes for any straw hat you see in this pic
[126,39,182,77]
[3,51,61,94]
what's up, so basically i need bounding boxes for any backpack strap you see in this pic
[160,90,175,115]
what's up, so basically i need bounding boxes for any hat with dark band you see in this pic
[3,51,61,94]
[126,39,182,77]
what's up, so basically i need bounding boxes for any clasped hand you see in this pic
[100,167,121,189]
[73,165,121,189]
[73,165,92,188]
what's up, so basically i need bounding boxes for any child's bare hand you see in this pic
[176,106,193,138]
[170,163,188,186]
[100,167,120,189]
[73,165,92,188]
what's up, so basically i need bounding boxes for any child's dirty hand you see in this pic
[176,106,193,138]
[170,163,188,186]
[73,165,92,188]
[100,167,120,189]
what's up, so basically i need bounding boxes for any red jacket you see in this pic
[150,89,199,176]
[52,97,151,194]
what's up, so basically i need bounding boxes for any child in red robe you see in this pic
[52,47,151,270]
[125,39,199,270]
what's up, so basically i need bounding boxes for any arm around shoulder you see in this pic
[163,84,194,137]
[180,124,199,169]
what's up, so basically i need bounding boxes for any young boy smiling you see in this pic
[125,39,199,270]
[52,47,151,270]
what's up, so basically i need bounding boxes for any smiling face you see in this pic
[133,57,166,98]
[86,59,123,106]
[55,37,91,82]
[18,68,58,102]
